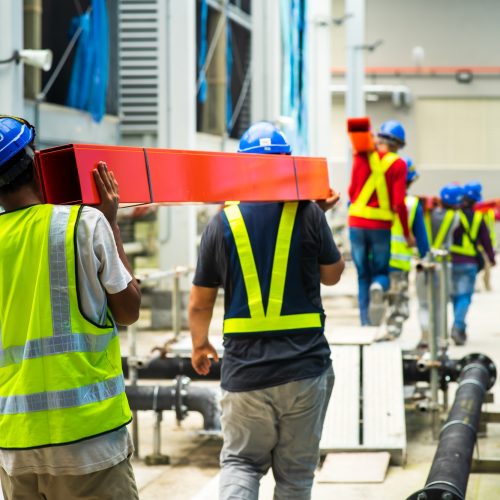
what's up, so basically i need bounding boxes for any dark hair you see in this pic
[0,145,36,196]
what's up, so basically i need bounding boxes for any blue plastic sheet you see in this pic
[67,0,109,123]
[226,21,233,131]
[280,0,308,154]
[197,0,208,103]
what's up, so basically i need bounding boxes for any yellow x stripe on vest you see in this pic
[450,210,483,257]
[348,151,398,221]
[223,202,321,334]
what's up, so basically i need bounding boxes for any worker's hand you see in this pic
[406,233,417,248]
[191,342,219,376]
[93,161,120,226]
[316,188,341,212]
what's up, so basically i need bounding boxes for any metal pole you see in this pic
[127,322,139,458]
[440,258,450,346]
[172,270,181,338]
[425,253,440,439]
[144,385,170,465]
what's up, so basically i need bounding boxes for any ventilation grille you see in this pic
[118,0,160,135]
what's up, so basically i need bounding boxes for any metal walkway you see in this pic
[320,341,407,465]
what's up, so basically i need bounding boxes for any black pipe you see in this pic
[122,356,221,380]
[403,355,465,387]
[126,382,221,432]
[407,353,497,500]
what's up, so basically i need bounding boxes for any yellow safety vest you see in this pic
[348,151,399,221]
[0,205,131,449]
[483,209,497,248]
[222,202,322,334]
[450,210,483,257]
[390,196,419,272]
[424,209,456,250]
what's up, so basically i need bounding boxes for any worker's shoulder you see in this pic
[391,155,407,169]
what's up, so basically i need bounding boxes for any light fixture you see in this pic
[0,49,53,71]
[455,69,473,84]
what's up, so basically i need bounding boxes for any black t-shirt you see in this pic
[193,201,341,391]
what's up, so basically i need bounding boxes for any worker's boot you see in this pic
[368,282,386,326]
[451,326,467,346]
[386,315,404,338]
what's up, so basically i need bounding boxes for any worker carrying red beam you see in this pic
[347,119,415,326]
[386,157,430,339]
[189,122,344,499]
[0,116,141,499]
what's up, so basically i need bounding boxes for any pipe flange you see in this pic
[439,419,476,437]
[458,353,496,390]
[175,375,191,422]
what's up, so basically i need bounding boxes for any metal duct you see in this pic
[125,380,221,432]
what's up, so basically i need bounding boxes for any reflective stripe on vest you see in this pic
[390,196,419,271]
[0,375,124,414]
[450,210,483,257]
[222,202,321,334]
[0,205,131,448]
[348,151,398,221]
[484,209,497,248]
[429,210,456,249]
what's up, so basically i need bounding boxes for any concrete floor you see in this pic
[127,263,500,500]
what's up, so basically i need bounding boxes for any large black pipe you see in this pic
[125,354,460,386]
[122,356,221,380]
[126,383,221,432]
[407,353,497,500]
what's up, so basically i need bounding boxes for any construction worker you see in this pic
[463,181,497,291]
[449,182,496,345]
[417,183,462,349]
[348,120,415,326]
[189,121,344,500]
[0,116,141,499]
[386,157,430,338]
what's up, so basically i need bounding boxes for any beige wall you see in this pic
[330,0,500,199]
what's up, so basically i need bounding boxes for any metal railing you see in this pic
[127,265,193,459]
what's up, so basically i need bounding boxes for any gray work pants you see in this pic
[219,366,334,500]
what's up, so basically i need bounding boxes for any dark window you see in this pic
[37,0,118,115]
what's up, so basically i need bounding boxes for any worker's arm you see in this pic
[391,158,413,243]
[477,220,496,266]
[189,285,219,375]
[313,203,345,285]
[315,189,341,212]
[412,203,430,258]
[93,162,141,325]
[320,259,345,285]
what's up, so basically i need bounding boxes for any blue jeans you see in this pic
[349,227,391,325]
[219,367,335,500]
[451,263,478,332]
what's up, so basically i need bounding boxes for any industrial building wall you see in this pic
[330,0,500,198]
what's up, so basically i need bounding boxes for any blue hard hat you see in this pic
[463,181,482,202]
[238,121,292,155]
[402,156,419,183]
[0,115,35,168]
[377,120,406,146]
[440,183,464,207]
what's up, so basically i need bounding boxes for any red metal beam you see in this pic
[36,144,331,205]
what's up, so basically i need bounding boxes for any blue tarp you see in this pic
[280,0,308,154]
[197,0,208,103]
[226,21,233,132]
[67,0,109,123]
